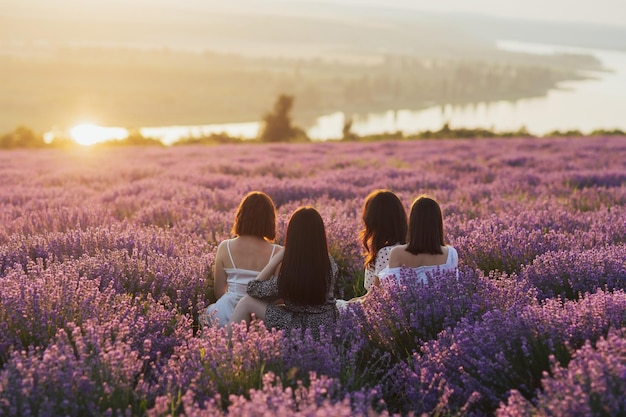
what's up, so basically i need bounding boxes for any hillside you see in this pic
[0,1,613,133]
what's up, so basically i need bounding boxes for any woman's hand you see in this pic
[257,246,284,281]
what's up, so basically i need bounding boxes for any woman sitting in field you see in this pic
[199,191,281,328]
[340,189,407,306]
[229,207,338,336]
[378,195,458,285]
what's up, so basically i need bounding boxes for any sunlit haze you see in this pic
[69,123,128,146]
[1,0,626,143]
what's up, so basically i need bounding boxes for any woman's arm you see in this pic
[256,246,284,281]
[247,275,281,302]
[347,275,381,303]
[213,241,228,299]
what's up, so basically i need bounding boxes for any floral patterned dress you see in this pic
[246,258,338,337]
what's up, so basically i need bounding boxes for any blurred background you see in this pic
[1,0,625,144]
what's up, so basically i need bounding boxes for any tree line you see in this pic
[1,94,624,149]
[1,45,598,134]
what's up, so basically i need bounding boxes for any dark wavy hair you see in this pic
[231,191,276,241]
[278,207,331,306]
[406,195,445,255]
[360,190,408,267]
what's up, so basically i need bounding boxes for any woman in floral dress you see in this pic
[230,207,337,337]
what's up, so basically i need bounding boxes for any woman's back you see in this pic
[379,245,458,285]
[389,244,450,269]
[202,236,279,328]
[223,236,277,272]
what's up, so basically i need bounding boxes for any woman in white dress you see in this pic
[378,195,458,285]
[200,191,281,328]
[340,190,407,306]
[230,207,338,338]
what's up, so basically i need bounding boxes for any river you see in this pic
[50,40,626,145]
[307,40,626,140]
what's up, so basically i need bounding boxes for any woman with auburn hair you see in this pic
[338,189,407,306]
[230,206,337,336]
[200,191,281,328]
[378,195,458,284]
[359,189,408,291]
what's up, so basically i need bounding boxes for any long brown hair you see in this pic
[360,190,407,267]
[231,191,276,241]
[405,195,445,255]
[278,207,331,306]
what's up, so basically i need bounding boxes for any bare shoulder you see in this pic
[214,239,230,261]
[390,244,408,254]
[388,244,408,267]
[216,239,230,253]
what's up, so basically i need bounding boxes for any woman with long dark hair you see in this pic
[230,207,337,335]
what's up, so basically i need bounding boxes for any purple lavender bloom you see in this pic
[498,330,626,417]
[1,136,625,415]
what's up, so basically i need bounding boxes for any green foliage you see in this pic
[545,129,584,137]
[89,130,164,148]
[589,128,626,136]
[407,123,534,140]
[0,126,46,149]
[173,133,247,146]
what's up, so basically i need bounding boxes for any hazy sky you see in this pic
[330,0,626,27]
[2,0,625,28]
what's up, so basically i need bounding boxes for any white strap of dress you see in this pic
[268,244,277,261]
[226,239,237,269]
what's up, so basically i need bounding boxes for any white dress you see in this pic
[203,240,278,327]
[378,246,459,285]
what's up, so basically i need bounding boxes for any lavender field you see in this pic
[1,136,626,416]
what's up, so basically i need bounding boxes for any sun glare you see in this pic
[69,123,128,146]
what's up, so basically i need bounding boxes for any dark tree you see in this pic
[341,116,357,141]
[0,126,46,149]
[259,94,308,142]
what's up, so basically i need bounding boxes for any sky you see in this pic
[2,0,625,28]
[329,0,626,27]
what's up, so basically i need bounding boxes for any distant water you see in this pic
[140,122,260,146]
[309,40,626,139]
[48,40,626,144]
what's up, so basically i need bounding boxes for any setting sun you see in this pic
[69,123,129,146]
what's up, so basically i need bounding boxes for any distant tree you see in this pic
[545,129,583,138]
[341,116,357,141]
[258,94,309,142]
[589,128,625,136]
[0,126,46,149]
[121,129,164,147]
